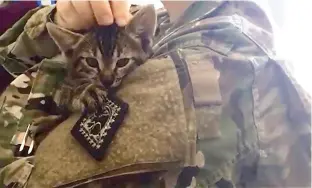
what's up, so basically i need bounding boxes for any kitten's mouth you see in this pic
[102,80,114,88]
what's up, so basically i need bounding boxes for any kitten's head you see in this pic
[46,5,157,88]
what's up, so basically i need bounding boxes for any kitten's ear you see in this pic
[46,22,84,52]
[126,4,157,40]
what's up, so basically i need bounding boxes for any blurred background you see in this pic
[131,0,312,95]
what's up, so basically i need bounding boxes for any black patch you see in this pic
[25,96,62,115]
[71,94,129,161]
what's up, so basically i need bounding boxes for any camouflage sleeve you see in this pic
[199,15,310,188]
[0,5,59,77]
[0,5,67,188]
[153,1,311,187]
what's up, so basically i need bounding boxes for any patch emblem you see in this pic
[71,94,129,161]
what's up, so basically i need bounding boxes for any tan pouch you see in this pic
[26,58,197,188]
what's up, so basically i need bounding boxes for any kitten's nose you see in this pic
[100,75,114,87]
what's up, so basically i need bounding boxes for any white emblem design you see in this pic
[78,99,121,149]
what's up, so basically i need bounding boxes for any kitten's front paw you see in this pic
[71,85,107,112]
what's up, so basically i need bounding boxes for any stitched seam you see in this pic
[249,57,263,152]
[231,14,274,58]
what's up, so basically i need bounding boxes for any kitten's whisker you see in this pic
[75,83,90,93]
[74,78,93,84]
[93,83,106,89]
[76,71,93,78]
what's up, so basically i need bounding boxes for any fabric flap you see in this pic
[26,58,196,188]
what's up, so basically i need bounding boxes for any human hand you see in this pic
[55,0,132,30]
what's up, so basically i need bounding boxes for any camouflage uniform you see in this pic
[0,1,311,188]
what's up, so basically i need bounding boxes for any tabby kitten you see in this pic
[46,5,157,112]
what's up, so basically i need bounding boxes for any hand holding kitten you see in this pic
[55,0,132,31]
[47,5,157,112]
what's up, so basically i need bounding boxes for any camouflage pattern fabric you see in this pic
[0,5,69,188]
[0,1,311,188]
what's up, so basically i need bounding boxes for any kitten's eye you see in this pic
[86,57,98,68]
[116,58,130,68]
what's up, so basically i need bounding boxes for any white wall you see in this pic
[273,1,312,94]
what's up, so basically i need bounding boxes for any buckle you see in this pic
[11,124,35,156]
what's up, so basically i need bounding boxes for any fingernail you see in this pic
[101,15,114,25]
[116,18,127,27]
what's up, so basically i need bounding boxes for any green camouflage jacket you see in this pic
[0,1,311,188]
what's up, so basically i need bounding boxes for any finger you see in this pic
[90,0,114,26]
[56,0,90,30]
[110,0,132,26]
[71,1,95,29]
[56,1,77,28]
